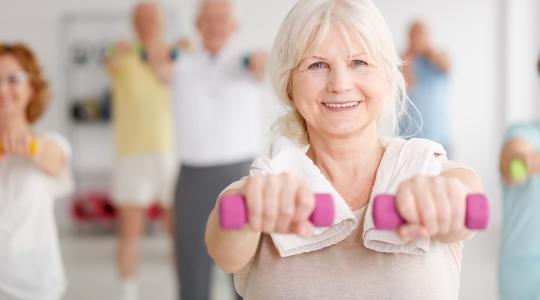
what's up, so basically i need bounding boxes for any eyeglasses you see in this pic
[0,72,29,87]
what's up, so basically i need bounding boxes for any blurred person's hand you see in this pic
[501,149,540,186]
[105,41,133,75]
[0,128,36,159]
[146,42,174,84]
[177,38,193,52]
[115,41,132,56]
[248,51,268,81]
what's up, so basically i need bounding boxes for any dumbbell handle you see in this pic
[372,193,489,230]
[219,193,335,230]
[0,139,39,156]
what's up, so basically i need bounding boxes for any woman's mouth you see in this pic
[322,100,362,111]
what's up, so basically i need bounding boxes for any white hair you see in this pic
[270,0,411,145]
[197,0,237,19]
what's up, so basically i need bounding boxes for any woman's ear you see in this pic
[286,77,294,104]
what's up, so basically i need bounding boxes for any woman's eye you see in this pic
[6,73,28,85]
[308,62,328,70]
[7,76,20,84]
[351,60,368,68]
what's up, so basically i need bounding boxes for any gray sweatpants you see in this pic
[174,160,251,300]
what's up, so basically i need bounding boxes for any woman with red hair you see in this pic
[0,43,73,300]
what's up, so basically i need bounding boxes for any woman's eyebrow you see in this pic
[350,52,368,58]
[308,56,328,61]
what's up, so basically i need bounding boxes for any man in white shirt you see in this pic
[171,0,267,299]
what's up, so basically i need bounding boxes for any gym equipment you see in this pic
[509,159,528,182]
[0,139,38,156]
[219,193,335,230]
[372,193,489,230]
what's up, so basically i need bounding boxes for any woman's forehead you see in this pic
[0,55,23,71]
[303,26,371,59]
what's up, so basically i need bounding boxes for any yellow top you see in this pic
[109,50,174,157]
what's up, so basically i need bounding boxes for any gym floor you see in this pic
[60,232,237,300]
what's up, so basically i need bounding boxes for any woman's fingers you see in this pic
[396,175,469,240]
[244,173,315,236]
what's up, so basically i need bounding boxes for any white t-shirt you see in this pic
[0,132,73,300]
[172,47,262,166]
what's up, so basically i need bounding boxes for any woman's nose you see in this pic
[327,66,352,93]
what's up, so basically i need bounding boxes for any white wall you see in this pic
[2,0,539,299]
[504,0,540,123]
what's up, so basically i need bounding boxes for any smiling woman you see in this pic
[204,1,485,299]
[290,26,391,141]
[270,0,408,145]
[0,43,73,300]
[0,44,48,124]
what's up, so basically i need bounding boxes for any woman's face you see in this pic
[0,55,32,120]
[291,26,390,140]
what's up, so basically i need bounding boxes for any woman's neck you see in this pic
[306,125,384,209]
[0,113,30,135]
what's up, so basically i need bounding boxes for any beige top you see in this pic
[235,207,463,300]
[226,137,471,300]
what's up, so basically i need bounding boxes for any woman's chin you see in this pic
[0,105,19,118]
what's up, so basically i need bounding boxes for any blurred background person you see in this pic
[400,20,453,157]
[498,54,540,300]
[106,2,181,299]
[0,43,73,300]
[171,0,267,299]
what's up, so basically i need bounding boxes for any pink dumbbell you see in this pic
[372,193,489,230]
[219,193,335,230]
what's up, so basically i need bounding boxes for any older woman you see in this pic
[205,0,483,299]
[0,43,72,300]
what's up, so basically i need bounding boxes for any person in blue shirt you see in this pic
[498,54,540,300]
[400,21,452,157]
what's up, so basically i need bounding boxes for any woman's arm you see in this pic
[205,186,262,273]
[105,41,132,77]
[148,39,191,85]
[426,50,450,73]
[205,173,316,273]
[32,137,67,176]
[148,61,174,85]
[0,133,66,176]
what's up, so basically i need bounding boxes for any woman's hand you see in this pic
[504,151,540,185]
[395,175,472,242]
[238,173,315,236]
[0,129,66,176]
[0,129,36,158]
[499,138,540,185]
[105,41,132,75]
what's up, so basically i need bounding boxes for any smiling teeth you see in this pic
[323,101,360,109]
